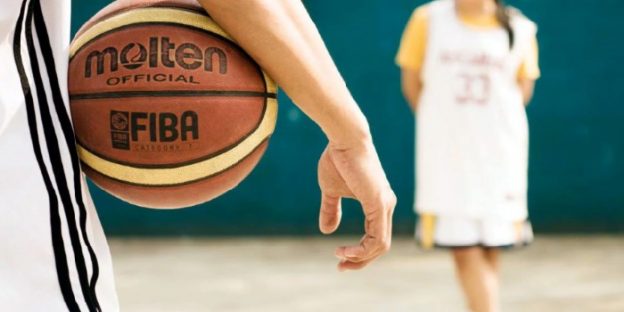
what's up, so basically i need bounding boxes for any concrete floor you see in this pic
[110,236,624,312]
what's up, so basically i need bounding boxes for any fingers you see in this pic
[386,195,395,251]
[319,193,342,234]
[334,232,388,271]
[334,224,389,263]
[334,192,396,271]
[334,211,389,263]
[319,143,397,271]
[337,258,374,272]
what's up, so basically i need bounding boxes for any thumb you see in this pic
[319,193,342,234]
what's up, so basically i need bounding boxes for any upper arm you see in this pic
[395,6,429,72]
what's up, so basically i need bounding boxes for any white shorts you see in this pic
[415,214,534,249]
[0,0,118,310]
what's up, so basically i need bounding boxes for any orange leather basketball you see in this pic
[69,0,278,209]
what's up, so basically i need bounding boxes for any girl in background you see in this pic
[396,0,539,311]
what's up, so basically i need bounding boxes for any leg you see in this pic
[483,248,501,310]
[483,248,500,273]
[452,247,499,312]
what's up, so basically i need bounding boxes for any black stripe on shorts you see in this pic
[23,1,98,310]
[12,0,80,310]
[32,0,102,310]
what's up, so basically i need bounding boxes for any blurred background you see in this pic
[72,0,624,311]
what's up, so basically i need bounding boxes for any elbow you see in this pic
[519,79,536,106]
[400,70,422,112]
[524,86,535,105]
[401,85,420,112]
[402,91,419,112]
[400,88,411,105]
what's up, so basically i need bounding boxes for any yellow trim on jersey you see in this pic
[71,8,278,186]
[460,14,500,28]
[419,213,437,249]
[395,5,429,72]
[395,5,540,80]
[76,98,277,186]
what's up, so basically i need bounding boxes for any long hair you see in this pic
[494,0,514,49]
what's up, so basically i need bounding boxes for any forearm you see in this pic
[519,78,536,105]
[400,70,422,112]
[198,0,370,147]
[403,89,420,112]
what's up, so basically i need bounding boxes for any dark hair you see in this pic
[494,0,514,49]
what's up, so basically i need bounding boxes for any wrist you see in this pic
[327,112,372,150]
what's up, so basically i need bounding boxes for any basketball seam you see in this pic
[80,138,270,188]
[70,6,277,188]
[69,90,277,100]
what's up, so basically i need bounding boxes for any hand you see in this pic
[318,139,396,271]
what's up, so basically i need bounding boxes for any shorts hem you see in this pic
[416,240,532,250]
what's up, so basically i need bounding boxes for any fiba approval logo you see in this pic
[110,111,130,150]
[110,110,199,151]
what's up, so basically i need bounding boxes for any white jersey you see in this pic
[0,0,118,310]
[416,0,537,221]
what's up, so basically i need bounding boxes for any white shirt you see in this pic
[416,0,536,221]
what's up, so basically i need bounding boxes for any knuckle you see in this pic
[320,206,334,215]
[380,191,397,211]
[388,191,397,207]
[382,240,392,252]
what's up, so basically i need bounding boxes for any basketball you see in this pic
[68,0,278,209]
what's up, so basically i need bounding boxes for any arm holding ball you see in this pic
[198,0,397,271]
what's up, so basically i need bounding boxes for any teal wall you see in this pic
[72,0,624,235]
